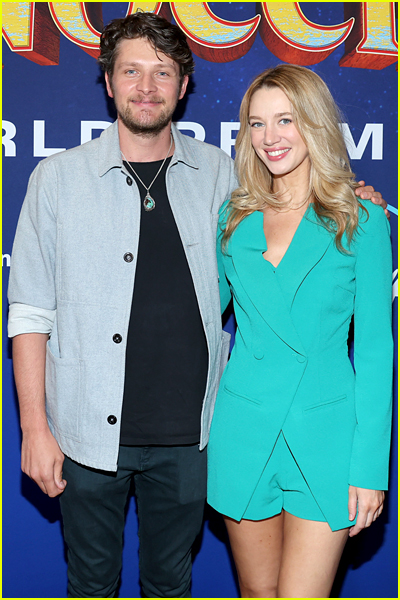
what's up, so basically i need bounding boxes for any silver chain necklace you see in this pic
[121,135,173,212]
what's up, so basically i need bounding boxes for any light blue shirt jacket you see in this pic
[8,121,236,471]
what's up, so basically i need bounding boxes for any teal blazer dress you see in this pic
[207,201,393,531]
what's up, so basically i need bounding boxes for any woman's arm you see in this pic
[348,202,393,534]
[217,240,231,315]
[217,201,232,315]
[348,486,384,537]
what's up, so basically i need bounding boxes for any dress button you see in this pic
[253,351,264,360]
[107,415,117,425]
[113,334,122,344]
[126,176,133,186]
[123,252,134,263]
[297,355,306,363]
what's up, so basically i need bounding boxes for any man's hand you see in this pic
[348,485,384,537]
[21,427,66,497]
[355,181,390,219]
[13,332,66,497]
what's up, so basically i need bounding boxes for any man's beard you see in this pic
[118,96,177,138]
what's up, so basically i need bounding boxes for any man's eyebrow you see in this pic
[118,61,176,69]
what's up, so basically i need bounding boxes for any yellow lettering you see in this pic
[126,2,162,15]
[170,2,260,62]
[2,2,32,48]
[339,3,398,69]
[259,2,353,65]
[2,2,60,65]
[49,2,102,58]
[2,2,396,70]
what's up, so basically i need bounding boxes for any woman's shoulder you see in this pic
[219,198,231,215]
[357,199,391,238]
[218,199,232,231]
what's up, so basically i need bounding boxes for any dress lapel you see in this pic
[230,208,333,354]
[230,211,305,355]
[276,207,333,307]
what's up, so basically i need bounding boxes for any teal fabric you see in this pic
[208,201,393,531]
[242,431,326,523]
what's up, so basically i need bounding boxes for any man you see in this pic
[8,12,386,599]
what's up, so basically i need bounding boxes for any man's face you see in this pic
[105,37,188,138]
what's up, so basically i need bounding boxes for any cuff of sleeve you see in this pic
[8,303,56,337]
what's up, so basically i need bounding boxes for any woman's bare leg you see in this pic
[277,512,348,598]
[224,512,284,598]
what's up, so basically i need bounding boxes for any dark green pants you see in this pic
[59,444,207,598]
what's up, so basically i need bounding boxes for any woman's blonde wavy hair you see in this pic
[222,64,366,252]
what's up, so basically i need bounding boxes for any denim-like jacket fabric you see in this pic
[8,121,236,471]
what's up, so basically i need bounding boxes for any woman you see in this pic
[207,65,393,598]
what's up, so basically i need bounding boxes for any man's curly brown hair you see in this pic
[98,12,195,85]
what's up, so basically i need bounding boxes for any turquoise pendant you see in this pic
[143,194,156,211]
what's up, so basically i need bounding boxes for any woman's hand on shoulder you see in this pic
[355,180,390,219]
[348,485,385,537]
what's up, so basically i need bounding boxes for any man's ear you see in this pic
[105,72,114,98]
[179,75,189,100]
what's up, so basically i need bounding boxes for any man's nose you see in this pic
[137,72,157,94]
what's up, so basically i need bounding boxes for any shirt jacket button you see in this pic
[113,334,122,344]
[107,415,117,425]
[123,252,134,262]
[126,176,133,186]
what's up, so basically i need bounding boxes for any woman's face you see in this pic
[249,86,310,181]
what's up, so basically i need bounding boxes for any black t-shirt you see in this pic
[119,157,208,445]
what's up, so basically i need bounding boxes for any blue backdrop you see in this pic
[2,3,398,598]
